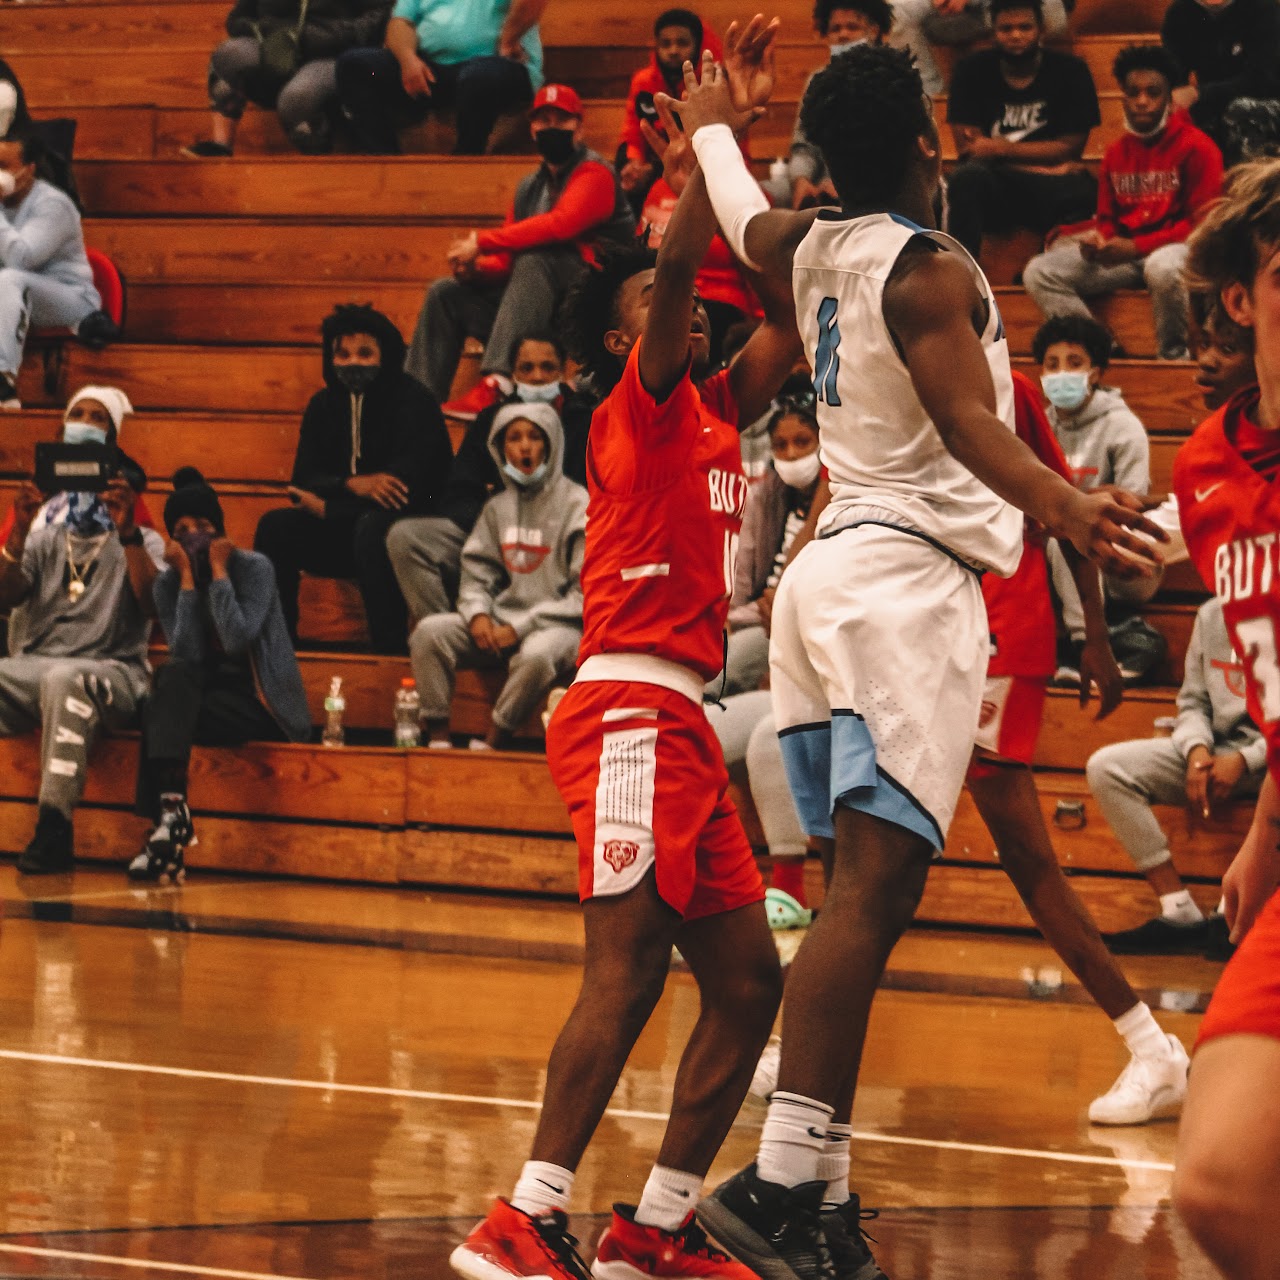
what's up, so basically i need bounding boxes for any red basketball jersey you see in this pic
[578,341,748,682]
[1176,389,1280,777]
[983,371,1075,680]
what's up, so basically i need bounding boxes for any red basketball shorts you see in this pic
[1197,887,1280,1049]
[969,675,1047,777]
[546,678,764,921]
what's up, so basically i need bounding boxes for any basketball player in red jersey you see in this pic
[450,43,805,1280]
[1171,158,1280,1280]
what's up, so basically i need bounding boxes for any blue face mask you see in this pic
[62,421,109,446]
[1041,370,1093,413]
[503,460,550,488]
[515,380,561,405]
[828,37,869,58]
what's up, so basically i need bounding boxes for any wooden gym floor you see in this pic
[0,863,1224,1278]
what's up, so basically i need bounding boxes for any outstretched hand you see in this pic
[674,48,764,139]
[641,95,696,194]
[723,14,780,114]
[1058,487,1167,580]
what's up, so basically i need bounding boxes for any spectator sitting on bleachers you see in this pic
[762,0,891,210]
[406,85,635,416]
[412,401,585,750]
[617,9,722,210]
[129,469,309,886]
[1161,0,1280,153]
[0,440,164,875]
[388,331,590,624]
[0,133,116,410]
[1024,45,1223,363]
[717,394,821,697]
[253,303,452,654]
[945,0,1100,262]
[892,0,1071,97]
[335,0,544,154]
[183,0,391,156]
[1088,597,1265,956]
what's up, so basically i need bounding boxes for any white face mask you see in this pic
[0,171,16,199]
[62,421,109,446]
[828,37,869,58]
[1125,104,1170,138]
[773,452,822,490]
[515,379,561,404]
[503,460,550,488]
[1041,370,1093,413]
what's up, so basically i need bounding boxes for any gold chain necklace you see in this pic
[64,529,108,602]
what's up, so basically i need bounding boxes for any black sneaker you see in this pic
[180,140,233,158]
[17,805,74,874]
[1203,913,1237,961]
[821,1196,887,1280]
[697,1163,835,1280]
[1105,915,1210,955]
[76,309,120,350]
[127,798,195,885]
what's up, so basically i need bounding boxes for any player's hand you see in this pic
[1094,237,1140,266]
[469,615,500,654]
[1079,633,1123,720]
[1185,744,1213,817]
[1057,487,1166,580]
[675,48,763,139]
[641,97,695,194]
[1223,821,1280,943]
[11,479,44,536]
[723,14,780,114]
[1208,750,1248,807]
[399,54,435,99]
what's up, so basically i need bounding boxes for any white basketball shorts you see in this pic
[770,522,990,850]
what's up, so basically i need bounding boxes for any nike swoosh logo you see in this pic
[674,1189,691,1198]
[536,1179,566,1193]
[1195,483,1224,502]
[807,1126,827,1140]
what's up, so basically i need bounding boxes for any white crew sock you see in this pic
[816,1122,853,1209]
[634,1165,703,1232]
[1159,889,1204,925]
[757,1091,833,1188]
[1114,1003,1171,1062]
[511,1160,575,1217]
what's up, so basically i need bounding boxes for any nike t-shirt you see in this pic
[947,48,1101,142]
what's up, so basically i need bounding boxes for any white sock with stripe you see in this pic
[511,1161,575,1216]
[816,1123,853,1209]
[634,1165,702,1232]
[757,1091,833,1188]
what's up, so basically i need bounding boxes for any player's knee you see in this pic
[1175,1157,1263,1274]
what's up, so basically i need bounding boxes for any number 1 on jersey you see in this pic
[814,296,842,407]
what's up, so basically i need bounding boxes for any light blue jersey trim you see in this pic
[778,711,944,851]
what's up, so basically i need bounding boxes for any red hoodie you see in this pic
[1096,110,1223,255]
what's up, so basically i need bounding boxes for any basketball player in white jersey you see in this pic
[669,31,1167,1280]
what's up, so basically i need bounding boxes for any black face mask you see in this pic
[334,362,380,394]
[535,127,577,166]
[177,528,215,587]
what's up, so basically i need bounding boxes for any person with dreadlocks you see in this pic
[676,30,1165,1279]
[449,32,802,1280]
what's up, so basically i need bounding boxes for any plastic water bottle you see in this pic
[322,676,345,748]
[394,677,421,748]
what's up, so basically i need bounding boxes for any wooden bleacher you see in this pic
[0,0,1241,933]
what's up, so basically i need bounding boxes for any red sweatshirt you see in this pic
[1096,111,1223,255]
[618,27,725,166]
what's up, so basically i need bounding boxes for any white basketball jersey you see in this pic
[793,211,1024,577]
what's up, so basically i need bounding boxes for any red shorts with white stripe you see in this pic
[969,675,1047,777]
[546,678,765,921]
[1196,888,1280,1049]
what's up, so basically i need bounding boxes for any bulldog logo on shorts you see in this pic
[978,700,999,729]
[603,839,639,872]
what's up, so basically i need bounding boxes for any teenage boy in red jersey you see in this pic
[1171,157,1280,1280]
[450,46,805,1280]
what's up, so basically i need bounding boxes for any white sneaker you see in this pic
[749,1036,780,1102]
[468,737,494,752]
[427,737,452,750]
[1088,1034,1189,1125]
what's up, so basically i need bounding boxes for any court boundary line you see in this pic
[0,1243,315,1279]
[0,1048,1175,1173]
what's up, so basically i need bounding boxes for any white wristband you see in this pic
[690,122,770,270]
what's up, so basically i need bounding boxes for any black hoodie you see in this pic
[291,304,453,518]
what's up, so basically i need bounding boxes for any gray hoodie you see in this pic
[456,402,588,639]
[1047,385,1151,494]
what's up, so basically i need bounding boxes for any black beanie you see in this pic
[164,467,225,536]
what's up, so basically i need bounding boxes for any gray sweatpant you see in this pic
[707,689,806,858]
[209,36,339,150]
[1047,539,1163,642]
[1086,736,1262,872]
[1023,240,1191,360]
[386,515,468,624]
[704,624,771,699]
[405,246,587,400]
[0,656,146,817]
[410,613,580,732]
[0,268,100,381]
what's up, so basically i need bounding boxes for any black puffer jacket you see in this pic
[224,0,390,59]
[291,304,453,518]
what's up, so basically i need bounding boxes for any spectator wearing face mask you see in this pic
[0,132,117,410]
[0,429,165,875]
[0,58,30,137]
[411,401,586,750]
[713,397,822,697]
[129,469,309,886]
[405,84,635,417]
[253,303,453,654]
[387,331,591,624]
[1023,45,1223,363]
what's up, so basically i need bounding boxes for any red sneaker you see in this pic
[443,374,513,421]
[591,1204,760,1278]
[451,1198,592,1279]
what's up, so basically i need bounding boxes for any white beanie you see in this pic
[65,385,134,437]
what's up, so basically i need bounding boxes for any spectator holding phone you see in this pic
[253,303,453,653]
[0,437,164,874]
